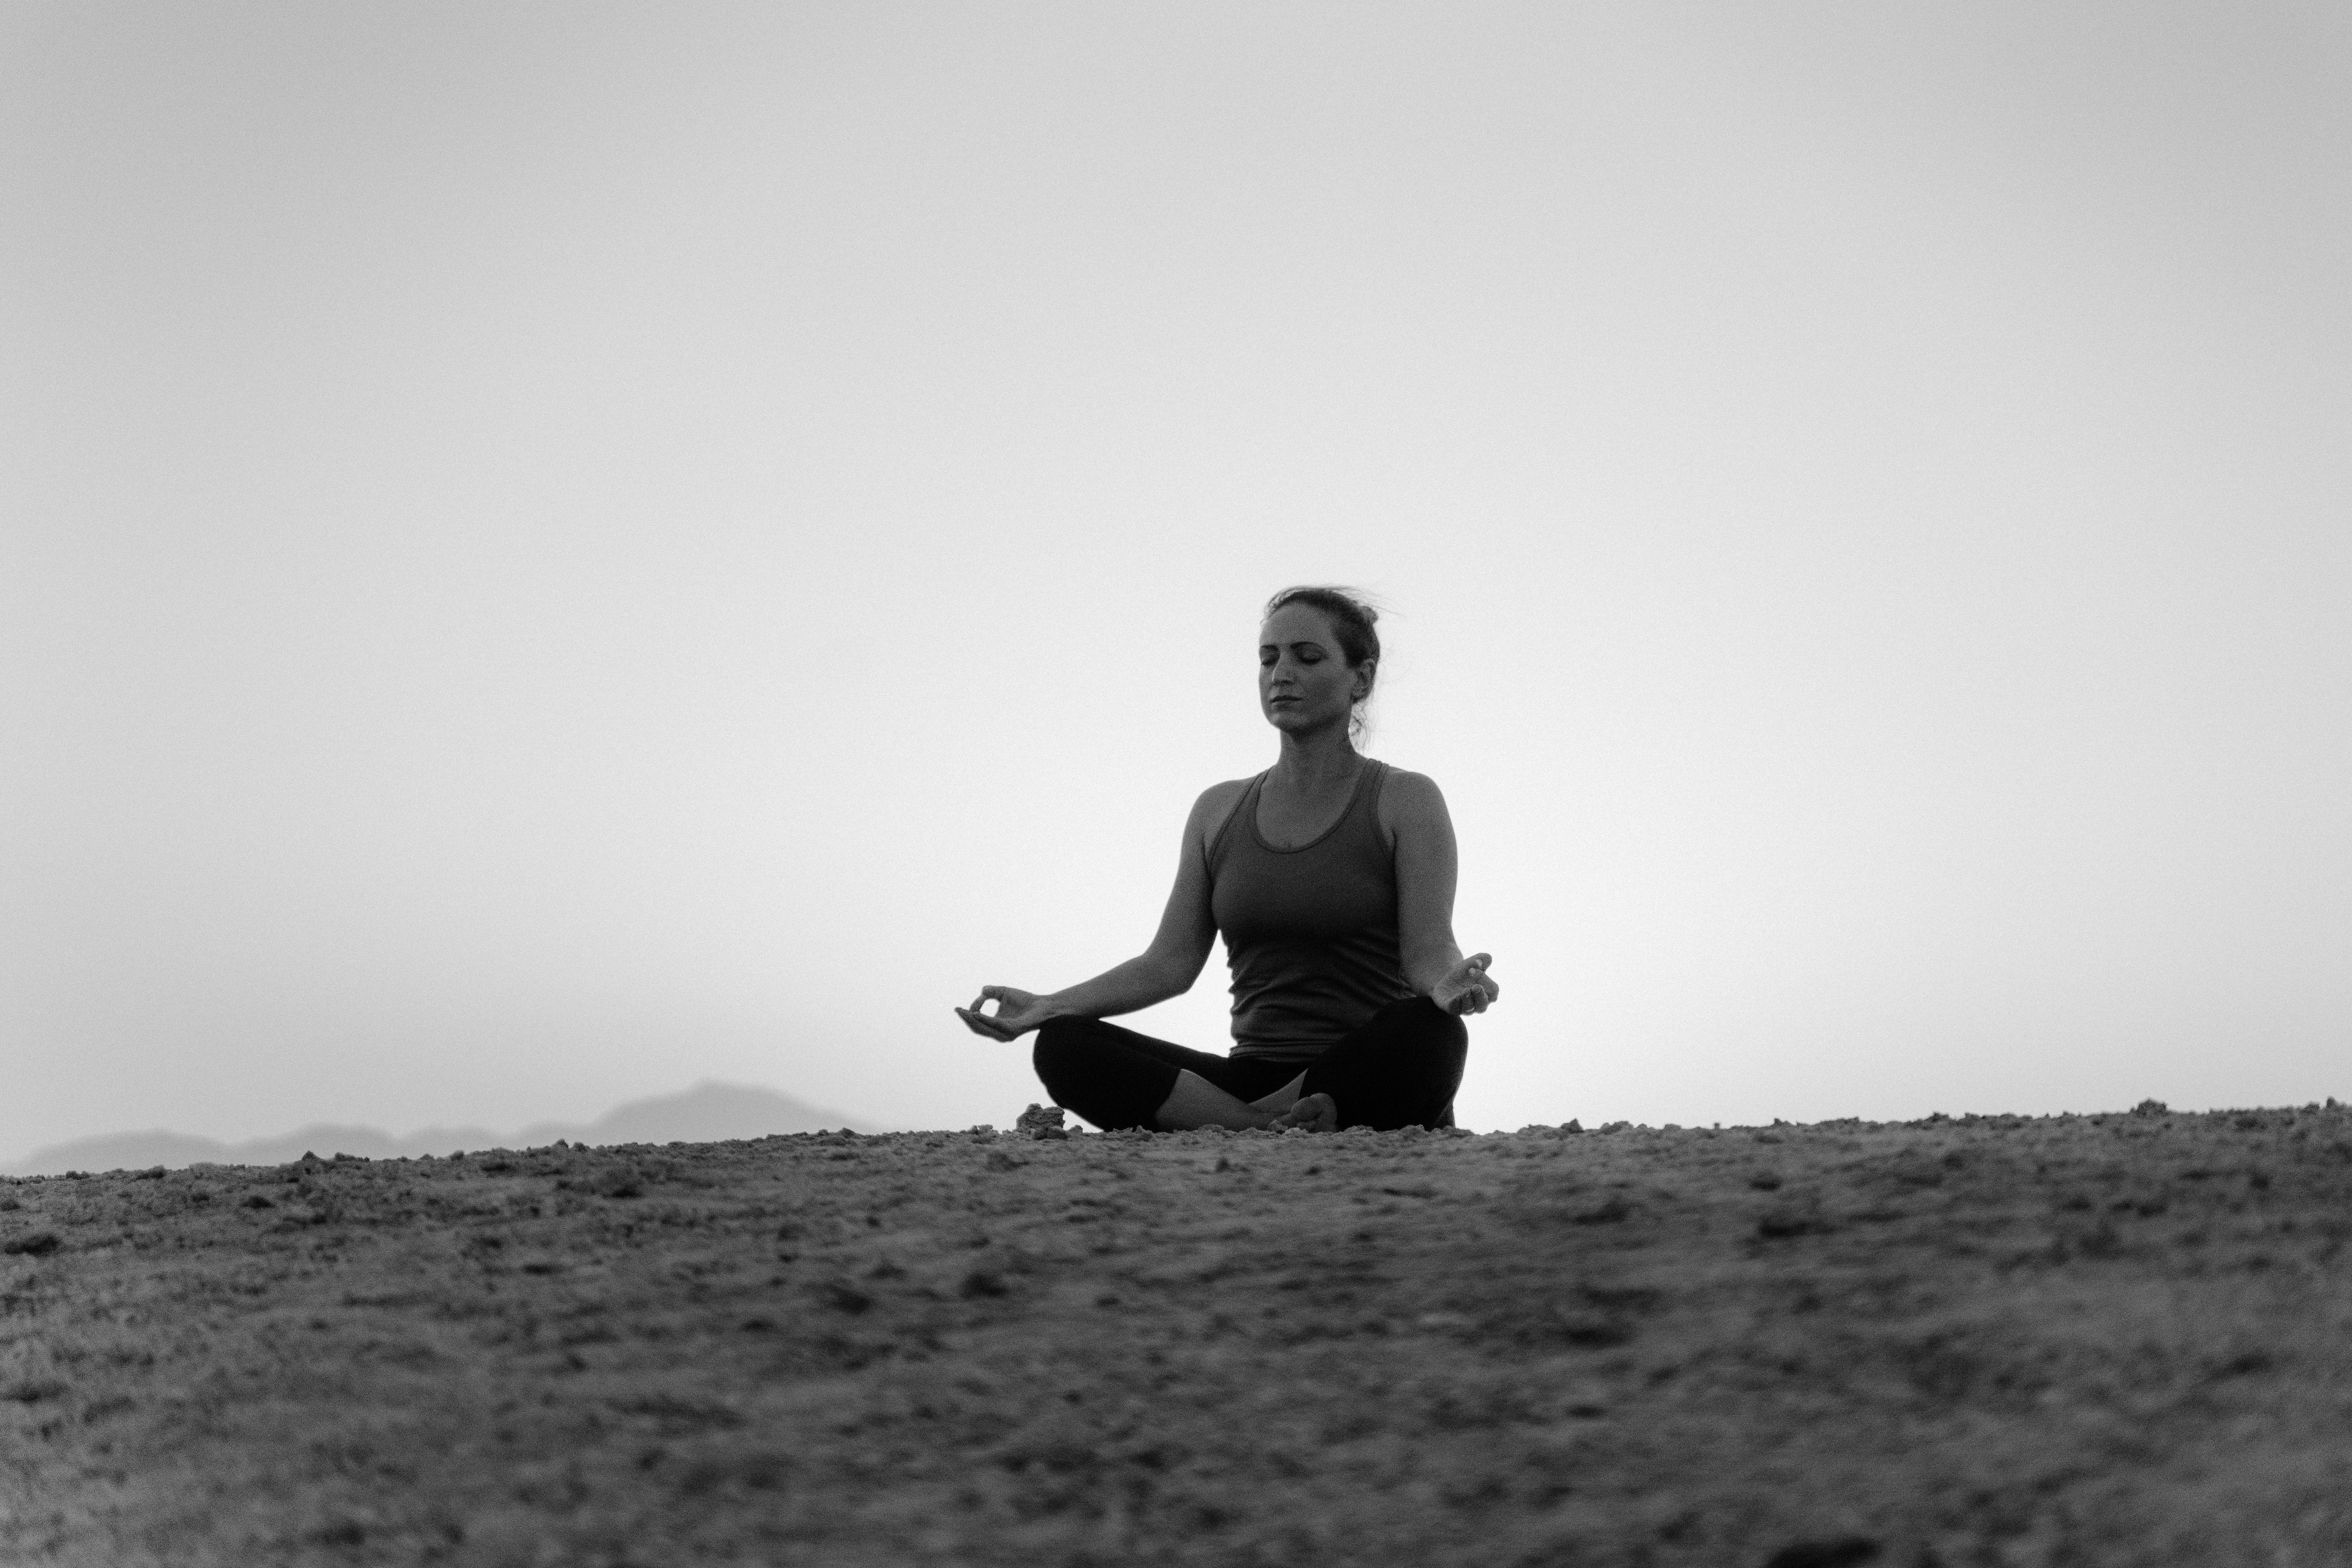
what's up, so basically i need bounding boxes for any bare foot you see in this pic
[1246,1072,1309,1118]
[1269,1093,1338,1133]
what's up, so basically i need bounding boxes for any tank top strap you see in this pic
[1206,771,1269,869]
[1352,758,1391,827]
[1329,757,1390,858]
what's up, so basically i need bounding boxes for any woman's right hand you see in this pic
[955,986,1056,1041]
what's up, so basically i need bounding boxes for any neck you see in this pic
[1272,723,1362,789]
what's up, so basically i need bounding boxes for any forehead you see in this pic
[1260,603,1340,646]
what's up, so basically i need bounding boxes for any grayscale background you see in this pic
[6,2,2347,1162]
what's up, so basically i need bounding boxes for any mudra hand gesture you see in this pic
[1431,952,1499,1017]
[956,986,1054,1042]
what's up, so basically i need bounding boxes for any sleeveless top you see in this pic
[1207,759,1415,1062]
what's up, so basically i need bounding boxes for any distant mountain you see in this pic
[3,1081,881,1177]
[518,1081,880,1149]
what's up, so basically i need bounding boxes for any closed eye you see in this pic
[1260,641,1329,664]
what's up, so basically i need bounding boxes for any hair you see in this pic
[1263,584,1383,743]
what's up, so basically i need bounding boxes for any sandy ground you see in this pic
[3,1105,2350,1567]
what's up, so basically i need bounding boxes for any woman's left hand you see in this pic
[1431,952,1500,1016]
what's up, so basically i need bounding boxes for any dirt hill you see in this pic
[4,1106,2349,1565]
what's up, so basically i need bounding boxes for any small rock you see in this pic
[1015,1104,1068,1140]
[1552,1311,1634,1348]
[814,1280,873,1314]
[1756,1209,1833,1240]
[1762,1538,1881,1568]
[310,1517,367,1548]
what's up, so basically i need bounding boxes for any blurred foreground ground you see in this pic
[4,1107,2351,1567]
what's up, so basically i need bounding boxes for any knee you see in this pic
[1031,1018,1089,1093]
[1391,996,1468,1053]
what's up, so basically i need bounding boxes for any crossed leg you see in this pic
[1032,1000,1465,1134]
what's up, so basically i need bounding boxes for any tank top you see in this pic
[1207,758,1415,1061]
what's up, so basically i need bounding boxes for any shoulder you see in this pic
[1375,765,1448,818]
[1188,776,1257,851]
[1191,776,1255,818]
[1373,765,1452,843]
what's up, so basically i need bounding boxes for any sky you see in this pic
[5,2,2348,1158]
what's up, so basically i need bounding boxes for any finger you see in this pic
[1465,953,1491,973]
[955,1007,1013,1040]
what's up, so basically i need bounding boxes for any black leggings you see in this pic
[1032,997,1467,1132]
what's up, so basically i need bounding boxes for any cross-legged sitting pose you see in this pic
[956,585,1499,1132]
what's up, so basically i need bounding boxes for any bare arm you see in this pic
[1383,770,1500,1015]
[956,783,1239,1040]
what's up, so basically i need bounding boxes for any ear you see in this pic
[1352,661,1376,702]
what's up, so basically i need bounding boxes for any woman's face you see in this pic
[1259,603,1369,735]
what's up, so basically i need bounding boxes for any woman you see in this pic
[955,586,1498,1132]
